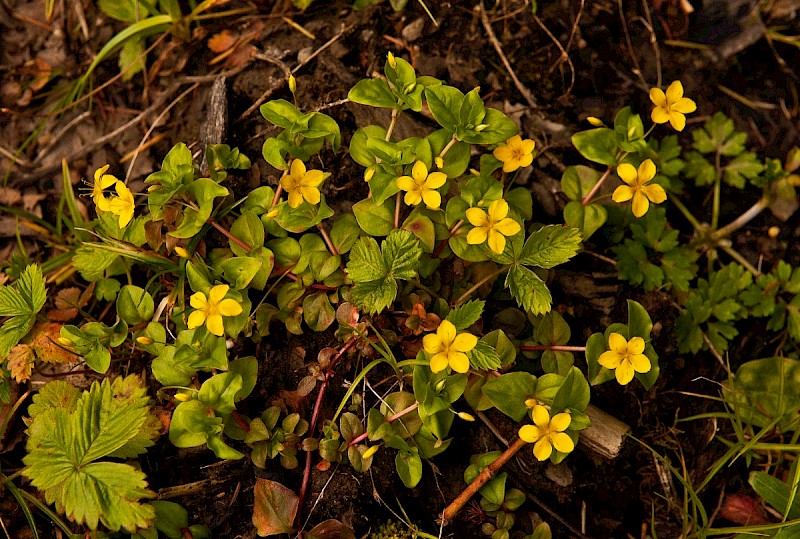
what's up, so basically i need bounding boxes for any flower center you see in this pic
[511,148,525,162]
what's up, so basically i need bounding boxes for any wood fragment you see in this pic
[579,404,631,459]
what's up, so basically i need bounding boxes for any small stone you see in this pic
[401,18,426,42]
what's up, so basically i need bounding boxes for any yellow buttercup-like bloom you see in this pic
[598,332,651,385]
[649,80,697,132]
[92,165,118,211]
[422,319,477,374]
[518,405,574,461]
[108,182,135,228]
[396,161,447,209]
[465,199,521,254]
[187,284,243,337]
[281,159,324,208]
[612,159,666,218]
[493,135,535,173]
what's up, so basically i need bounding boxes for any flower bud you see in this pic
[136,336,154,345]
[435,156,444,169]
[587,116,604,127]
[58,337,73,346]
[174,247,190,259]
[768,226,780,238]
[524,398,538,408]
[288,75,297,94]
[387,52,397,69]
[457,411,475,421]
[364,166,376,182]
[174,392,192,402]
[362,445,379,459]
[475,124,489,132]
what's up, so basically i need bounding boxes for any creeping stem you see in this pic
[581,166,613,206]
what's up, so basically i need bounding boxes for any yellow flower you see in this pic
[518,405,574,461]
[465,199,521,254]
[108,181,135,228]
[395,161,447,209]
[422,319,477,374]
[612,159,666,218]
[187,284,243,337]
[281,159,324,208]
[597,332,651,385]
[649,80,697,131]
[92,165,118,211]
[493,135,535,173]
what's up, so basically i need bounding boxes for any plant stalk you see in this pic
[347,401,419,447]
[711,196,770,240]
[581,166,613,206]
[452,265,509,306]
[519,344,586,352]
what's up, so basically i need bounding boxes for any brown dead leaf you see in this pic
[48,287,80,321]
[252,478,299,537]
[22,192,47,212]
[0,187,22,206]
[28,322,77,364]
[208,30,237,53]
[7,344,35,383]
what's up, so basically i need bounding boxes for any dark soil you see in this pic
[1,0,799,538]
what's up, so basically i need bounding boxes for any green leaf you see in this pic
[395,448,422,488]
[350,278,397,316]
[723,357,800,431]
[724,152,764,188]
[445,300,485,330]
[352,198,394,236]
[230,210,265,255]
[347,237,386,282]
[460,108,518,145]
[551,367,590,413]
[563,201,606,241]
[221,257,264,289]
[347,78,398,109]
[749,471,800,519]
[424,85,463,133]
[116,285,155,325]
[303,292,335,331]
[692,112,747,156]
[23,376,157,531]
[561,165,601,201]
[467,340,501,371]
[383,229,422,280]
[483,372,537,421]
[519,226,582,268]
[571,128,618,166]
[505,265,552,315]
[329,214,361,255]
[0,265,46,357]
[252,478,299,536]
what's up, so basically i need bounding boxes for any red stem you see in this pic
[208,218,251,253]
[347,401,419,447]
[231,410,250,433]
[581,166,613,206]
[519,344,586,352]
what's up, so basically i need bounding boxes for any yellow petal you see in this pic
[642,183,667,204]
[616,163,638,186]
[94,165,110,182]
[666,80,684,103]
[217,299,243,317]
[404,190,422,206]
[531,405,550,428]
[487,199,509,221]
[493,145,513,163]
[608,332,628,353]
[649,87,667,107]
[494,218,520,237]
[502,159,521,173]
[303,169,324,187]
[206,314,225,336]
[615,361,635,385]
[631,353,652,373]
[421,189,441,209]
[520,139,535,154]
[651,107,670,124]
[668,111,686,132]
[396,176,415,191]
[288,190,304,208]
[487,230,506,254]
[190,292,207,310]
[632,191,650,217]
[638,159,656,183]
[437,319,457,344]
[290,159,306,178]
[612,185,633,203]
[532,438,553,461]
[466,208,489,227]
[209,284,230,304]
[506,135,522,148]
[518,424,541,443]
[672,97,697,114]
[448,351,470,373]
[452,332,478,353]
[517,153,534,169]
[598,350,622,370]
[466,227,488,245]
[426,172,447,189]
[411,160,428,182]
[550,412,572,432]
[429,352,449,373]
[300,186,321,205]
[627,336,645,355]
[551,432,575,454]
[187,310,207,329]
[423,334,443,355]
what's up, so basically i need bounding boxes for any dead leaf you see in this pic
[48,287,81,321]
[0,188,22,205]
[305,519,357,539]
[28,322,77,364]
[22,192,47,212]
[252,478,299,537]
[208,30,237,53]
[7,344,35,383]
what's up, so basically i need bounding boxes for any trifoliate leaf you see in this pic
[505,266,552,315]
[445,299,485,331]
[347,237,387,283]
[383,229,422,280]
[0,265,46,358]
[518,226,582,268]
[350,278,397,316]
[723,152,764,189]
[692,112,747,156]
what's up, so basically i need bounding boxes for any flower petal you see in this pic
[452,332,478,353]
[426,172,447,189]
[672,97,697,114]
[502,159,520,173]
[411,160,428,181]
[288,190,304,208]
[632,191,650,217]
[517,153,534,169]
[429,352,449,373]
[520,139,535,154]
[608,332,628,353]
[532,438,553,461]
[466,227,488,245]
[651,107,670,124]
[531,405,550,428]
[448,351,470,373]
[638,159,656,183]
[187,310,207,329]
[649,87,667,107]
[598,350,622,370]
[396,176,415,191]
[506,135,522,148]
[551,432,575,454]
[518,424,541,443]
[404,190,422,206]
[466,208,489,227]
[437,319,456,344]
[290,159,306,178]
[94,165,109,182]
[615,360,635,385]
[209,284,230,304]
[642,183,667,204]
[303,169,324,187]
[300,186,321,205]
[217,299,243,317]
[631,353,652,373]
[487,199,509,221]
[668,111,686,132]
[494,218,521,237]
[206,314,225,336]
[616,163,638,186]
[550,412,572,432]
[627,336,645,355]
[421,189,441,209]
[666,80,684,103]
[423,333,443,354]
[487,229,506,254]
[493,146,513,163]
[612,185,634,203]
[190,292,207,310]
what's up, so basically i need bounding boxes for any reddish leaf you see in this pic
[252,478,299,537]
[306,519,357,539]
[719,494,769,525]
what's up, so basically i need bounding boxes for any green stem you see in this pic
[519,344,586,352]
[385,109,399,142]
[719,244,759,276]
[668,193,703,232]
[711,196,770,240]
[452,265,509,306]
[711,151,722,230]
[438,135,458,159]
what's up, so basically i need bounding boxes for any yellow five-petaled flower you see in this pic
[649,80,697,132]
[493,135,535,173]
[598,332,652,385]
[281,159,325,208]
[612,159,666,218]
[466,199,521,254]
[187,284,243,337]
[92,165,117,211]
[518,404,575,462]
[396,161,447,209]
[108,182,136,228]
[423,319,477,374]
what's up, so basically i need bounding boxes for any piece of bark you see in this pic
[200,77,228,176]
[579,404,631,459]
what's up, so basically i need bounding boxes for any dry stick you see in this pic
[617,0,648,90]
[296,335,361,527]
[479,2,536,108]
[440,437,529,525]
[533,9,578,98]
